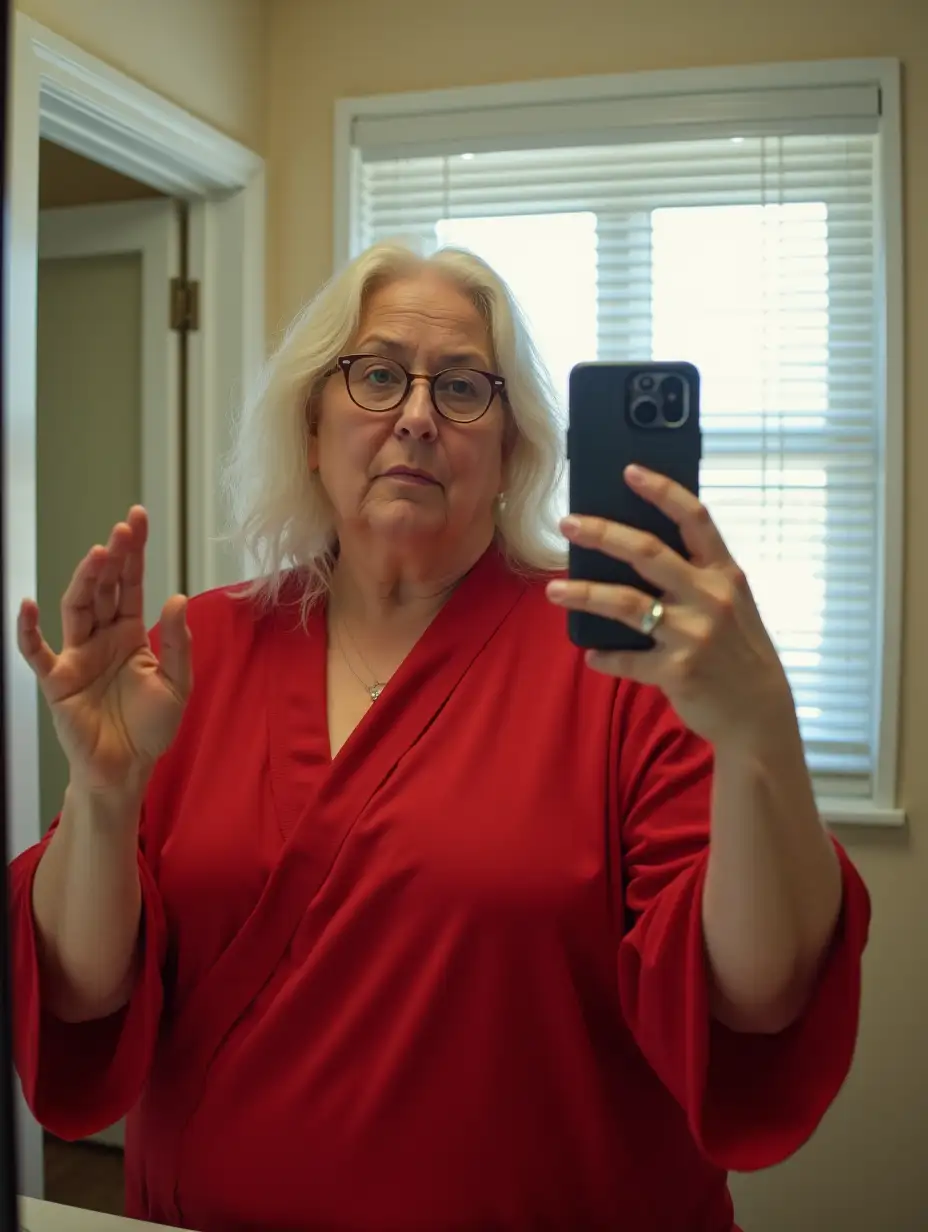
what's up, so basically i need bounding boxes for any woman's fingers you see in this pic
[93,522,133,626]
[547,578,665,632]
[559,470,736,596]
[157,594,192,701]
[117,507,148,620]
[17,599,57,681]
[560,514,700,599]
[59,514,142,647]
[546,579,717,657]
[60,545,108,647]
[624,465,733,568]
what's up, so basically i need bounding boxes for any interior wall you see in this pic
[16,0,267,153]
[38,140,164,209]
[263,2,928,1230]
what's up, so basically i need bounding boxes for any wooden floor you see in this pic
[44,1134,125,1216]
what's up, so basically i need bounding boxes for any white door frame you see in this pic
[39,199,183,629]
[5,15,266,1197]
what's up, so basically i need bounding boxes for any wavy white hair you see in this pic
[223,241,566,609]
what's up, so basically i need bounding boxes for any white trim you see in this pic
[869,61,905,821]
[820,800,906,829]
[350,87,879,161]
[186,173,266,591]
[338,57,898,123]
[4,16,266,1200]
[20,16,258,197]
[335,56,906,821]
[39,200,182,627]
[332,103,360,273]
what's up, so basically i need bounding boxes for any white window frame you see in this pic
[333,59,904,829]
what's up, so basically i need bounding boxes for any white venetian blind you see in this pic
[353,109,881,791]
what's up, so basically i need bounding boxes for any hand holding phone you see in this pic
[566,361,701,652]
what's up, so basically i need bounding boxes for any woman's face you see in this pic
[310,270,508,558]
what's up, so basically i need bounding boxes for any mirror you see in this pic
[3,6,923,1232]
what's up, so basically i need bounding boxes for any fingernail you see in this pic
[626,464,646,482]
[561,515,582,534]
[547,580,568,601]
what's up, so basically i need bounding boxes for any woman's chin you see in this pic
[365,503,446,544]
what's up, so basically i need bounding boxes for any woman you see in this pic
[10,242,868,1231]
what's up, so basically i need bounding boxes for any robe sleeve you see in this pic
[8,815,167,1141]
[612,682,871,1172]
[7,623,173,1141]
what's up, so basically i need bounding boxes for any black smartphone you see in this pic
[566,361,701,652]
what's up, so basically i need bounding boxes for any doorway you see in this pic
[35,141,185,1209]
[6,15,266,1201]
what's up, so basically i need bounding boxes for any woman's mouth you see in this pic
[382,467,440,486]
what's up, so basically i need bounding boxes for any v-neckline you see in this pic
[265,544,530,838]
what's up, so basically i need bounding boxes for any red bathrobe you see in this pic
[9,546,869,1231]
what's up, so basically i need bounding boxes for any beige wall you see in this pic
[16,0,268,152]
[38,140,164,209]
[265,1,928,1230]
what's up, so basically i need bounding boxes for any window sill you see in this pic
[818,797,906,828]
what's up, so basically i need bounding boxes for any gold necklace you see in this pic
[332,617,387,702]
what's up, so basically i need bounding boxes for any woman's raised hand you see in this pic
[17,506,192,797]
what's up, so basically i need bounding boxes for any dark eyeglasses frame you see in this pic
[328,354,507,424]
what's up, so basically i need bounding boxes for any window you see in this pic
[340,63,903,820]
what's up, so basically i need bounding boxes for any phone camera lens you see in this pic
[660,376,686,424]
[632,399,659,426]
[638,374,655,392]
[663,402,685,425]
[661,376,683,402]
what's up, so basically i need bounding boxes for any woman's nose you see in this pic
[395,377,438,439]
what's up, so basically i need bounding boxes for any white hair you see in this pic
[223,240,566,609]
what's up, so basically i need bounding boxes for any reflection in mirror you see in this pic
[7,7,917,1232]
[9,205,871,1232]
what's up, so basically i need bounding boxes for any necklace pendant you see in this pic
[369,682,385,701]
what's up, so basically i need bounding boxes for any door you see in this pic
[36,199,183,1149]
[37,199,182,626]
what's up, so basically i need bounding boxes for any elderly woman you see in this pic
[10,242,868,1232]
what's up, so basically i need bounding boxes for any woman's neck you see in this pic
[328,532,493,634]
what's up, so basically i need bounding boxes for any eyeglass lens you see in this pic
[347,356,492,421]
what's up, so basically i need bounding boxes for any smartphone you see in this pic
[566,361,701,652]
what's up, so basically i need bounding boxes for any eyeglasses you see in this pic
[329,354,506,424]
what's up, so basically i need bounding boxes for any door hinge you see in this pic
[170,277,200,332]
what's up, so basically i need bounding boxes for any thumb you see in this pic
[17,599,57,682]
[157,594,192,700]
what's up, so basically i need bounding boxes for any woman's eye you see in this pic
[367,367,397,386]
